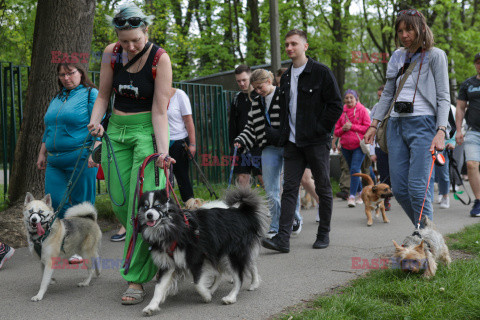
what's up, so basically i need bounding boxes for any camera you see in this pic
[394,101,414,113]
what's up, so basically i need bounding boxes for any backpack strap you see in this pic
[152,47,166,80]
[111,42,122,70]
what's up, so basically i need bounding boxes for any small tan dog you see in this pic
[300,186,317,209]
[352,173,393,226]
[184,198,206,210]
[392,216,451,278]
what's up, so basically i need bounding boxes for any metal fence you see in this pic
[1,63,236,202]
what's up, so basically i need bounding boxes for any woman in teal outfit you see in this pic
[37,63,99,219]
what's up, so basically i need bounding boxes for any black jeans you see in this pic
[278,141,333,241]
[375,147,391,186]
[169,138,194,202]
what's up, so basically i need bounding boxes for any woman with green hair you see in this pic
[88,3,174,305]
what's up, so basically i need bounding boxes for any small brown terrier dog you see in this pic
[352,173,393,226]
[392,216,451,278]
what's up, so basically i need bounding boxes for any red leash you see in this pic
[417,150,445,229]
[123,153,187,274]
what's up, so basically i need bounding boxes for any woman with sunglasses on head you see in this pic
[364,9,450,227]
[88,3,174,305]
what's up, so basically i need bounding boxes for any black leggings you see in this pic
[169,138,194,202]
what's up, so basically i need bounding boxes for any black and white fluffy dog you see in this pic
[138,187,268,316]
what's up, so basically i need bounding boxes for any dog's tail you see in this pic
[225,187,269,233]
[64,202,98,221]
[352,173,374,186]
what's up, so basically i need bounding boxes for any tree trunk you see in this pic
[246,0,264,65]
[8,0,96,203]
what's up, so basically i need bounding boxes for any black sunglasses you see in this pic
[113,17,144,28]
[397,9,421,17]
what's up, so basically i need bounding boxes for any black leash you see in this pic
[38,132,97,244]
[92,132,127,206]
[182,141,218,199]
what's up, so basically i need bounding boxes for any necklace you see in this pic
[127,55,143,89]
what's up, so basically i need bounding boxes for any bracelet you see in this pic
[189,143,196,147]
[369,125,378,130]
[437,127,447,135]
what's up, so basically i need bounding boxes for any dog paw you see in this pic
[221,296,237,305]
[248,281,260,291]
[31,295,43,302]
[142,306,160,316]
[77,281,90,287]
[383,219,390,223]
[202,295,212,303]
[367,221,373,226]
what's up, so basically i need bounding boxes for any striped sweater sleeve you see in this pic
[234,106,257,151]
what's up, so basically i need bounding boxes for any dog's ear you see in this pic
[415,240,425,253]
[42,194,52,207]
[372,186,377,193]
[24,192,35,205]
[392,240,403,251]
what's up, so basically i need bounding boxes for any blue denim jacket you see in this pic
[372,47,450,129]
[42,85,98,152]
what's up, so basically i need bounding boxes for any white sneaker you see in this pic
[348,196,356,207]
[437,195,443,204]
[292,220,302,235]
[68,254,84,264]
[439,196,450,209]
[355,193,363,205]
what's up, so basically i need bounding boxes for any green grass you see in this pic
[446,223,480,255]
[276,224,480,320]
[0,184,7,211]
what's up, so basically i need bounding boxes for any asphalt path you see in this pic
[1,190,478,319]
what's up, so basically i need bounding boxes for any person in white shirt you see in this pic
[167,88,196,203]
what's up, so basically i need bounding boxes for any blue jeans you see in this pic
[435,151,450,195]
[262,146,301,233]
[341,147,365,196]
[387,116,436,226]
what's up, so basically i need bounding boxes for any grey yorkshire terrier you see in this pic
[392,216,451,278]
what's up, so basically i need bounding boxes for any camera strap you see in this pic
[384,58,418,118]
[395,49,425,105]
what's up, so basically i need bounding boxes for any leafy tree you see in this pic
[8,0,96,203]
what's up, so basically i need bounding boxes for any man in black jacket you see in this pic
[228,65,263,187]
[262,29,343,253]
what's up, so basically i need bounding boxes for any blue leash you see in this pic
[227,146,238,189]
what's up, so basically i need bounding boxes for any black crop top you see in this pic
[112,42,163,113]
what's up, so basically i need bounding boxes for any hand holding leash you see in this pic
[430,130,445,153]
[155,153,176,168]
[87,123,104,138]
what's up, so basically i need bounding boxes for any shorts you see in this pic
[464,130,480,162]
[233,147,262,176]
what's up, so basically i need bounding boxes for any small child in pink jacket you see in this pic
[334,89,371,207]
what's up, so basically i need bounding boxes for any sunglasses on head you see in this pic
[113,17,144,28]
[397,9,421,17]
